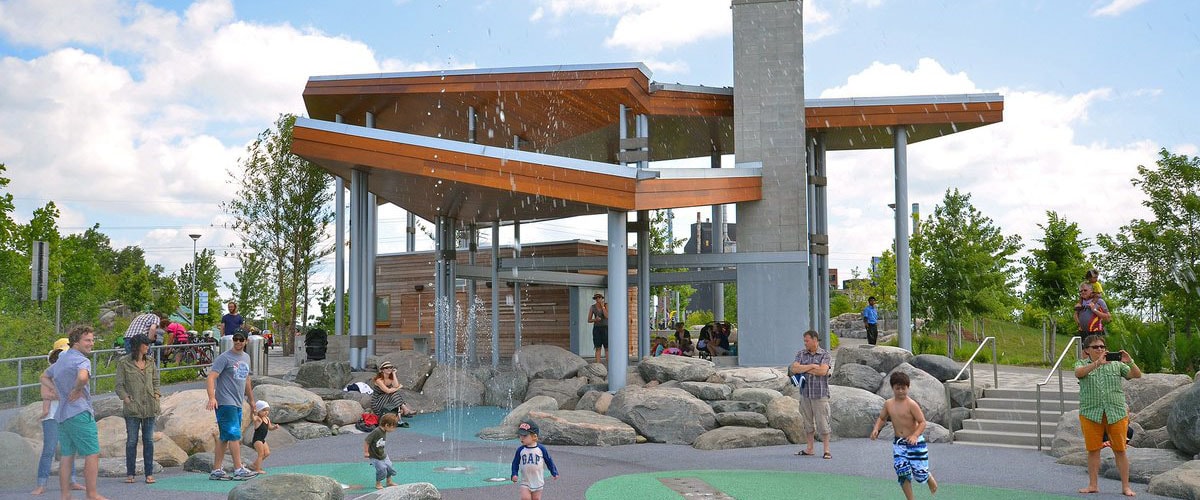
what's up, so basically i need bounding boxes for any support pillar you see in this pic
[334,115,345,339]
[894,125,913,352]
[711,154,725,322]
[512,220,522,350]
[607,210,629,390]
[815,135,830,350]
[467,224,478,366]
[490,221,501,368]
[348,169,369,370]
[637,210,651,359]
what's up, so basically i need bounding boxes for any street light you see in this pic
[189,233,201,326]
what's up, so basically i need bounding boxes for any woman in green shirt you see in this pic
[1074,333,1141,497]
[114,334,160,484]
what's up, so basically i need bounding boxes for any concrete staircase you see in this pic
[953,387,1079,449]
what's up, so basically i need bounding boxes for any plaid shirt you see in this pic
[125,313,159,339]
[794,347,831,399]
[1074,358,1131,423]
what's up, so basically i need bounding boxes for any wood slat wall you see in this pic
[372,240,640,360]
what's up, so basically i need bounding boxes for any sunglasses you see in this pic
[1087,345,1106,350]
[233,338,247,342]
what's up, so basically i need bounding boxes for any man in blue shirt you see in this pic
[220,301,244,336]
[863,296,879,345]
[41,325,105,499]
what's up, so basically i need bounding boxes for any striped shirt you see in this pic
[1074,358,1131,423]
[794,347,832,399]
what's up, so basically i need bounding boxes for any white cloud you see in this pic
[820,58,1159,273]
[1091,0,1149,17]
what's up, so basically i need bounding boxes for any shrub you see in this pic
[1171,332,1200,375]
[914,334,947,356]
[1107,315,1167,374]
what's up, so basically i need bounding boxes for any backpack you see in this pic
[355,412,379,433]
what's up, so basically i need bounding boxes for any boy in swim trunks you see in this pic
[871,371,938,500]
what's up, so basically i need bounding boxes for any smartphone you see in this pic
[1105,352,1123,362]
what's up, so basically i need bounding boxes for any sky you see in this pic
[1,0,1197,301]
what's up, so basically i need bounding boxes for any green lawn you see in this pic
[895,318,1079,368]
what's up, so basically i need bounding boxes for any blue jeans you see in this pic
[124,416,156,477]
[37,419,78,487]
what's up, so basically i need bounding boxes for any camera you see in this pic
[1105,352,1123,362]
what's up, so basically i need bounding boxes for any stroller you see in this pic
[304,328,328,362]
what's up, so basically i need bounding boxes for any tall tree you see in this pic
[1098,149,1200,336]
[911,189,1022,327]
[224,114,334,354]
[1022,211,1091,326]
[225,245,271,325]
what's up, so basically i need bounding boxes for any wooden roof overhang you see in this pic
[295,63,1003,223]
[292,118,762,224]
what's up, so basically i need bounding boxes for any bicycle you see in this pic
[178,333,216,378]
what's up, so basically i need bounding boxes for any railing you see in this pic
[1035,335,1079,451]
[942,336,998,438]
[0,341,215,408]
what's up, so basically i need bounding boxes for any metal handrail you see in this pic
[942,336,998,436]
[1035,335,1079,451]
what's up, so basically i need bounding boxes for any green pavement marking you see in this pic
[586,470,1081,500]
[150,461,516,493]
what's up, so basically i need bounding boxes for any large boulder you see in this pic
[638,356,716,383]
[250,375,301,388]
[420,366,486,407]
[944,380,990,409]
[909,354,963,382]
[159,389,247,454]
[1049,409,1085,458]
[1100,448,1191,484]
[1129,425,1175,450]
[1134,383,1191,431]
[353,482,442,500]
[375,351,436,391]
[227,472,344,500]
[709,400,765,414]
[608,387,718,444]
[515,345,587,380]
[577,362,608,381]
[717,367,790,392]
[0,432,35,489]
[242,420,298,450]
[1167,381,1200,455]
[527,410,637,446]
[679,382,733,401]
[715,412,768,428]
[1124,373,1193,414]
[524,378,587,410]
[326,399,365,427]
[93,396,124,421]
[575,391,613,415]
[876,363,948,425]
[94,456,162,477]
[294,360,353,389]
[830,363,884,393]
[183,450,254,471]
[254,384,325,424]
[835,345,913,375]
[1148,460,1200,500]
[691,427,789,450]
[483,370,530,407]
[478,396,559,440]
[6,402,44,440]
[731,388,783,407]
[286,421,333,440]
[829,386,885,438]
[395,389,442,414]
[766,396,805,444]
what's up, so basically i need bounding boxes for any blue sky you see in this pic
[0,0,1196,298]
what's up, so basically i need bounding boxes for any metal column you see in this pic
[367,194,377,359]
[815,135,830,350]
[334,114,345,338]
[512,220,522,350]
[806,139,819,331]
[711,153,725,322]
[607,210,629,391]
[467,224,478,366]
[637,210,650,359]
[894,126,913,352]
[348,169,369,370]
[490,221,501,368]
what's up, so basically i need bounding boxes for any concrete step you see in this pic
[983,387,1079,401]
[953,429,1053,448]
[975,397,1079,412]
[959,418,1056,435]
[971,407,1073,423]
[952,440,1040,451]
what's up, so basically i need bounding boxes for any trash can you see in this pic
[217,334,268,375]
[305,328,328,362]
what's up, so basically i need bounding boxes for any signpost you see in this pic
[198,291,209,315]
[31,241,48,303]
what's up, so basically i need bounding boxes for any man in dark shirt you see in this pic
[220,301,244,336]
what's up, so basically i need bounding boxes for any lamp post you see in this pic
[189,233,201,326]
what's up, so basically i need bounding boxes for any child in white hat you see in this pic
[244,400,278,474]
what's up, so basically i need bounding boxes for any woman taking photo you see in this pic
[114,334,160,484]
[369,361,414,426]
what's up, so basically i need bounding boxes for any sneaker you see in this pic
[233,468,257,479]
[209,469,228,480]
[398,421,410,428]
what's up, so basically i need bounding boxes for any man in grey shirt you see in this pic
[42,325,106,499]
[206,331,256,480]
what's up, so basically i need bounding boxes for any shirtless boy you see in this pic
[871,372,938,500]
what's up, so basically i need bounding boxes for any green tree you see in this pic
[225,246,271,324]
[116,265,153,312]
[1022,211,1090,328]
[149,265,180,318]
[1098,149,1200,337]
[224,114,334,353]
[176,248,221,329]
[911,189,1022,327]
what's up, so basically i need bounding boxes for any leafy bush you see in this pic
[830,294,853,317]
[1171,332,1200,375]
[829,332,840,350]
[955,344,990,363]
[1107,314,1167,373]
[914,334,947,356]
[684,310,714,329]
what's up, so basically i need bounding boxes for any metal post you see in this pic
[367,195,377,360]
[711,154,724,322]
[189,233,200,326]
[893,125,912,352]
[513,220,522,350]
[434,216,444,365]
[491,221,500,368]
[607,210,629,391]
[637,210,651,359]
[806,139,818,331]
[335,114,346,338]
[467,224,478,366]
[816,135,830,349]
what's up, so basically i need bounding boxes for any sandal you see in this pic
[823,452,833,460]
[795,450,814,456]
[145,477,156,484]
[124,476,135,484]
